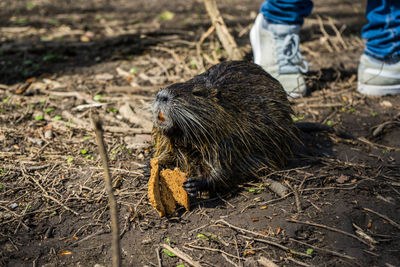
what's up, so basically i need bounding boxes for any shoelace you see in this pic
[278,34,309,74]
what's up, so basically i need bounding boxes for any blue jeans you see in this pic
[260,0,400,62]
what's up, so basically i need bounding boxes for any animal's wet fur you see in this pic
[152,61,300,193]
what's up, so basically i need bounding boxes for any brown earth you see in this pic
[1,0,399,266]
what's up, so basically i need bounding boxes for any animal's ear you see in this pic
[209,88,221,102]
[192,85,209,97]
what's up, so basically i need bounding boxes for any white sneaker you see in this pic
[357,54,400,96]
[250,13,309,98]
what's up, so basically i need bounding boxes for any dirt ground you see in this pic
[1,0,400,266]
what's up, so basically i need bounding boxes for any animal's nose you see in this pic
[156,91,169,103]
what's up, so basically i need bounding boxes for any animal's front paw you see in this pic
[183,178,208,197]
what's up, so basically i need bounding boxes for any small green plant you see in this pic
[0,184,3,189]
[40,36,52,42]
[35,115,44,121]
[53,115,62,120]
[197,233,218,241]
[67,157,73,163]
[370,111,378,117]
[326,120,333,126]
[26,1,36,9]
[83,136,91,141]
[129,67,137,73]
[107,107,117,113]
[81,149,88,155]
[163,237,175,244]
[159,11,175,20]
[2,96,11,103]
[48,18,59,25]
[306,248,313,255]
[45,108,55,114]
[292,115,304,122]
[42,54,56,62]
[162,249,176,257]
[197,234,207,240]
[93,94,105,102]
[190,59,197,69]
[14,18,28,24]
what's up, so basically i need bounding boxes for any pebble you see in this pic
[380,100,393,108]
[44,130,53,139]
[28,137,44,146]
[9,203,18,209]
[141,238,152,245]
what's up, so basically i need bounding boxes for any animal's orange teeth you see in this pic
[158,112,165,122]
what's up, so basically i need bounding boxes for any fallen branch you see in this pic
[363,207,400,230]
[289,238,357,262]
[216,219,279,241]
[185,244,243,261]
[203,0,243,60]
[161,244,203,267]
[258,257,279,267]
[287,219,372,247]
[265,178,289,197]
[92,113,121,267]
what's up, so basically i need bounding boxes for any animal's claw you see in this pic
[183,177,208,197]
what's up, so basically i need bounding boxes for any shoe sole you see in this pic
[250,14,262,66]
[357,82,400,96]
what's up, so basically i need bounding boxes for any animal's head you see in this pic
[152,82,222,137]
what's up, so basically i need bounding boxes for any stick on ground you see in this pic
[203,0,243,60]
[161,244,203,267]
[92,112,122,267]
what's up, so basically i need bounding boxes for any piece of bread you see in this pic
[160,168,190,212]
[160,176,177,215]
[148,158,190,216]
[148,158,165,217]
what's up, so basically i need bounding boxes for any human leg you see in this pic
[358,0,400,95]
[250,0,313,98]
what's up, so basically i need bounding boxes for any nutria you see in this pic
[151,61,300,196]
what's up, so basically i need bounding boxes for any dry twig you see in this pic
[287,219,373,247]
[203,0,243,60]
[92,113,121,267]
[363,208,400,230]
[161,244,202,267]
[289,238,358,262]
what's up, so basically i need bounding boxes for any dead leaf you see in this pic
[95,73,114,80]
[336,174,349,184]
[58,251,72,256]
[276,227,281,235]
[380,100,392,108]
[243,250,255,256]
[80,35,90,42]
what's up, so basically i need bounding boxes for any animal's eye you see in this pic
[192,86,208,97]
